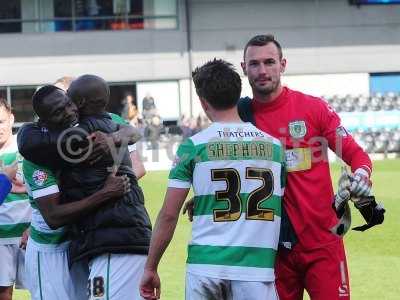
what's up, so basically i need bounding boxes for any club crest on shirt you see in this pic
[289,120,307,139]
[32,170,48,186]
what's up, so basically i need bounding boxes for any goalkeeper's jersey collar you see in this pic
[252,86,289,112]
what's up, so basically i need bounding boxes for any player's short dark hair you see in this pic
[243,34,283,60]
[32,85,62,116]
[192,58,241,110]
[0,97,11,113]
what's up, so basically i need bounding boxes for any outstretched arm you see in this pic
[140,187,189,300]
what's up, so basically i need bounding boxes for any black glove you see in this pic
[352,196,385,231]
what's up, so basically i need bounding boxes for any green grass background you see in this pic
[14,159,400,300]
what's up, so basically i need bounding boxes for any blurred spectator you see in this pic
[142,93,157,122]
[121,93,139,126]
[199,114,211,130]
[179,115,207,139]
[145,115,162,150]
[142,93,156,111]
[179,115,192,139]
[189,117,201,136]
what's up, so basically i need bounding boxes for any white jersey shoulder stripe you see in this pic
[32,185,60,199]
[168,179,191,189]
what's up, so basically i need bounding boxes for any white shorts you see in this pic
[0,244,27,289]
[185,272,279,300]
[88,253,146,300]
[25,238,88,300]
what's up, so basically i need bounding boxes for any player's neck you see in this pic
[211,106,243,123]
[253,84,283,104]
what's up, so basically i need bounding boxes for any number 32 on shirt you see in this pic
[211,167,274,222]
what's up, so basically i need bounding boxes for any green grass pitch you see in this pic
[14,159,400,300]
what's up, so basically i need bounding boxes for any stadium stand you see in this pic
[324,92,399,112]
[323,93,400,154]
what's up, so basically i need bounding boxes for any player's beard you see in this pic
[250,78,280,97]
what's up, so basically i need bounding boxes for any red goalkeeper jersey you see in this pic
[251,87,372,250]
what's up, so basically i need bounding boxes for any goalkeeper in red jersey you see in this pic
[236,34,379,300]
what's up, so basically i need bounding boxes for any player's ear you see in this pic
[9,113,14,126]
[280,58,286,74]
[241,62,247,76]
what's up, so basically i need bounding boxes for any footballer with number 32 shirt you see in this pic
[140,59,285,300]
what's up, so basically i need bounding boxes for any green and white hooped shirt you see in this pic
[23,160,69,250]
[169,122,286,282]
[0,136,31,245]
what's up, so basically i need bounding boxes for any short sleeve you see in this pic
[23,160,59,199]
[17,123,63,168]
[168,138,196,189]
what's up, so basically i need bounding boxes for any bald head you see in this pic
[67,74,110,116]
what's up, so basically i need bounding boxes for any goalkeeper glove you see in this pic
[349,168,372,198]
[330,166,352,236]
[333,166,351,217]
[330,201,351,237]
[352,196,385,231]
